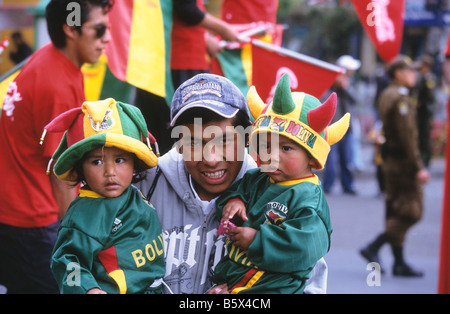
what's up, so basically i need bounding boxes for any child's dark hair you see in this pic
[46,0,114,49]
[72,149,147,187]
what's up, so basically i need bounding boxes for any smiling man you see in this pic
[0,0,113,294]
[137,74,329,294]
[137,74,254,294]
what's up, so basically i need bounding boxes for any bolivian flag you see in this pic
[105,0,173,102]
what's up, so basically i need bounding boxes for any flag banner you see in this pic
[105,0,168,99]
[212,24,284,96]
[81,54,133,103]
[351,0,405,63]
[251,40,344,103]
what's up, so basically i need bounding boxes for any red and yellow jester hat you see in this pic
[40,98,159,181]
[248,73,351,170]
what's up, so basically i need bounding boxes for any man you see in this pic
[136,73,328,294]
[171,0,239,89]
[0,0,113,293]
[323,55,361,195]
[360,56,430,277]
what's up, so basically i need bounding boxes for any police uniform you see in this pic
[378,83,424,246]
[360,56,425,277]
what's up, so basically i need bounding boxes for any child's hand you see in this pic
[86,288,107,294]
[222,199,248,226]
[229,227,258,251]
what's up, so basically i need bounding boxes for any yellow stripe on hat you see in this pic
[82,99,124,138]
[252,114,330,170]
[105,133,158,169]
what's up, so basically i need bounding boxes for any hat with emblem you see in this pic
[40,98,159,181]
[170,73,250,127]
[248,73,351,170]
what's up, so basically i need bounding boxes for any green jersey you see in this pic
[51,186,165,294]
[214,168,332,294]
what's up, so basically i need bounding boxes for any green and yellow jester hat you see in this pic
[248,73,351,170]
[40,98,159,181]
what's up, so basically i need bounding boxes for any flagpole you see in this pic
[252,39,346,74]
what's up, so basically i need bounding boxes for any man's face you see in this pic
[396,68,417,89]
[177,118,246,201]
[73,6,110,66]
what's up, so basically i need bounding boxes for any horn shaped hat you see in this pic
[248,74,350,170]
[41,98,159,181]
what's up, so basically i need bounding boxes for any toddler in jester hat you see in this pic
[45,98,166,294]
[213,74,351,294]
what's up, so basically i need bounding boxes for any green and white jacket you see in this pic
[214,168,332,294]
[51,185,165,294]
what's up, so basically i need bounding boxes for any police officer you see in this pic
[360,56,430,277]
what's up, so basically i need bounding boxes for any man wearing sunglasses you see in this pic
[0,0,113,294]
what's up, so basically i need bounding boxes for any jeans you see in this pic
[323,131,354,193]
[0,221,60,294]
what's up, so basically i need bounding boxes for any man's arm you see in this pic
[50,172,76,219]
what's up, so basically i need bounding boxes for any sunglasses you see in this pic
[81,23,108,39]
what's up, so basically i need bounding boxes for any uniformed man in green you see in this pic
[360,56,430,277]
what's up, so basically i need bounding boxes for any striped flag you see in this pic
[105,0,173,102]
[81,54,133,103]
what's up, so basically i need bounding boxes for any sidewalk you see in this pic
[324,146,444,294]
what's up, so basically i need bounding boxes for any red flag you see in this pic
[351,0,405,63]
[251,40,344,103]
[439,36,450,294]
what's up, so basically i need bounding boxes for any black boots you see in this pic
[360,233,390,274]
[360,233,424,277]
[392,246,424,277]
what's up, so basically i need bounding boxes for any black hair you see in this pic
[71,148,148,187]
[46,0,114,49]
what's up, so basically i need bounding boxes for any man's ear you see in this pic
[62,23,78,41]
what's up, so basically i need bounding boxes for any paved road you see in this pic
[323,145,444,294]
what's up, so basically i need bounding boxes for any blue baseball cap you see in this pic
[170,74,250,127]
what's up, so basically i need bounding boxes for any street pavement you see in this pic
[322,144,444,294]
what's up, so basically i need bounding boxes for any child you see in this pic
[212,74,351,294]
[46,98,166,294]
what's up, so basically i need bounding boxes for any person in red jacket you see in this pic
[0,0,113,294]
[171,0,239,89]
